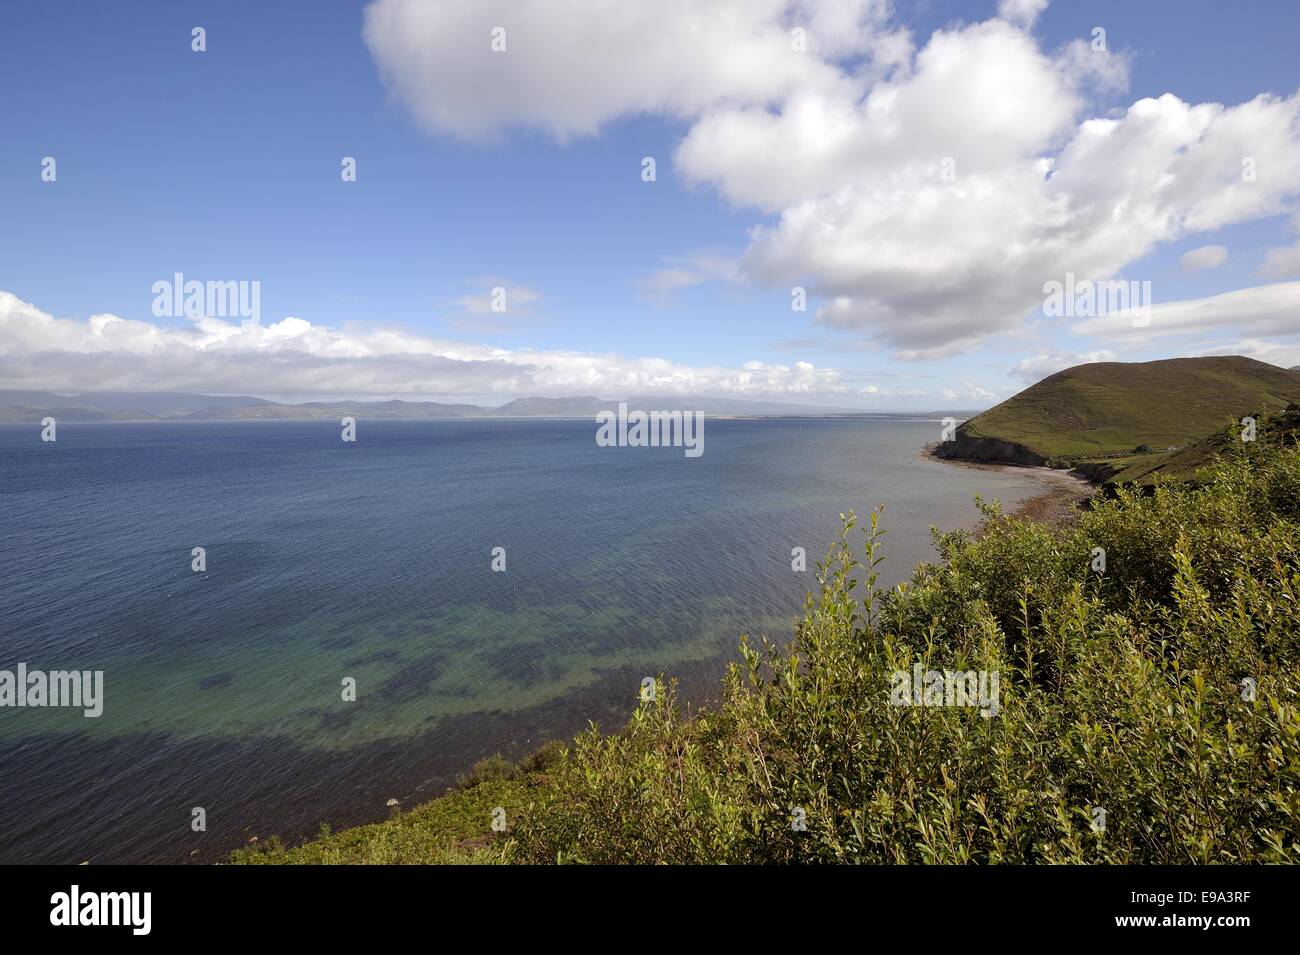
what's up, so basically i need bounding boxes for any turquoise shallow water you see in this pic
[0,416,1045,862]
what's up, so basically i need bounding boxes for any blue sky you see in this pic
[2,0,1299,408]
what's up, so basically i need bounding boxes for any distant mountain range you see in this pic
[0,391,898,422]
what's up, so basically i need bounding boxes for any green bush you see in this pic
[511,439,1300,864]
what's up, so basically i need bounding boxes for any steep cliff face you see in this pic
[933,431,1047,466]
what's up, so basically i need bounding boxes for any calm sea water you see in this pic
[0,417,1044,863]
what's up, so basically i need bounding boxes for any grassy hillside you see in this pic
[1106,406,1300,486]
[937,356,1300,467]
[235,430,1300,865]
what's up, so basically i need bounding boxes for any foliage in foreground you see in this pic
[509,437,1300,863]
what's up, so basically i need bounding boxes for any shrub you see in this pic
[511,439,1300,864]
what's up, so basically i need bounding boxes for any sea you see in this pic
[0,416,1048,863]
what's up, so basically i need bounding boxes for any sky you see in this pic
[1,0,1299,410]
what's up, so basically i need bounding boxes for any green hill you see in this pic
[1104,405,1300,486]
[935,356,1300,475]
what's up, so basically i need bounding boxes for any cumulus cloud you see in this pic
[363,0,1300,358]
[0,290,863,402]
[997,0,1050,28]
[1180,244,1228,272]
[739,89,1300,356]
[362,0,898,142]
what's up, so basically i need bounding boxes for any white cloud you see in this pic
[1189,338,1300,369]
[739,89,1300,356]
[1180,244,1228,272]
[362,0,897,142]
[363,1,1300,359]
[937,381,999,405]
[635,252,742,304]
[997,0,1049,28]
[677,20,1089,212]
[0,290,865,402]
[1010,349,1116,384]
[1259,240,1300,280]
[1070,281,1300,340]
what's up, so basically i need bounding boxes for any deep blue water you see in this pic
[0,417,1045,863]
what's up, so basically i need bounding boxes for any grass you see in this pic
[228,746,562,865]
[1104,407,1300,486]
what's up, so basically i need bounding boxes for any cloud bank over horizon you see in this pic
[4,281,1298,406]
[0,289,878,405]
